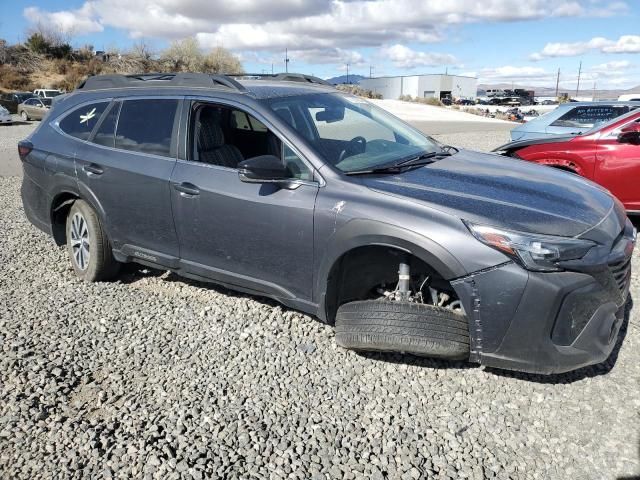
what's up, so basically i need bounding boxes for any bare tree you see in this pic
[160,37,204,72]
[203,47,243,74]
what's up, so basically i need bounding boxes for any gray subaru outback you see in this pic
[19,73,635,374]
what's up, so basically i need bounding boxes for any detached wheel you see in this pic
[335,301,470,360]
[20,111,29,121]
[66,200,120,281]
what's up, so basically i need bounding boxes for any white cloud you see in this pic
[24,4,103,35]
[530,34,640,59]
[380,45,457,69]
[23,0,624,48]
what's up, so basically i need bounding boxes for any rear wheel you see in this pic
[20,111,29,121]
[65,200,120,281]
[335,301,470,360]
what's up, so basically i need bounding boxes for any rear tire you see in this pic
[20,111,29,121]
[65,200,120,282]
[335,301,470,360]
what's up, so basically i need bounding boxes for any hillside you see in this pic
[326,74,366,85]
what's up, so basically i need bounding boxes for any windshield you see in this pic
[267,93,440,173]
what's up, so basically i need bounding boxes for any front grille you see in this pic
[609,257,632,294]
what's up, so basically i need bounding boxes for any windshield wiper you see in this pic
[344,151,452,176]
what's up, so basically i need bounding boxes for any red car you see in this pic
[494,109,640,213]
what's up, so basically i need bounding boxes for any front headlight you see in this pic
[465,222,595,272]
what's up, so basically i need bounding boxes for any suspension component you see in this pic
[397,262,411,301]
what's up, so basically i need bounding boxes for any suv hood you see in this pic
[360,150,614,237]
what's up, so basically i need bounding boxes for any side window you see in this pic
[231,109,268,132]
[59,102,109,140]
[92,102,120,148]
[115,99,179,157]
[283,144,313,181]
[191,103,313,180]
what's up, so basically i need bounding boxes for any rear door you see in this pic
[595,117,640,211]
[74,97,182,264]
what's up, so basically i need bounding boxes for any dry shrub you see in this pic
[336,84,382,99]
[415,97,443,107]
[0,65,36,90]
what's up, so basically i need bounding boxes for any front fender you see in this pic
[313,218,467,321]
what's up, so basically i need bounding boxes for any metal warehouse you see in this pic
[359,74,477,100]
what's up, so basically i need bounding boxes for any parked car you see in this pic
[510,101,640,141]
[618,94,640,101]
[0,92,36,113]
[19,72,634,375]
[495,108,640,212]
[34,89,63,99]
[18,97,51,121]
[0,105,12,124]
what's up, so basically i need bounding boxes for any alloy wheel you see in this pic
[70,212,90,270]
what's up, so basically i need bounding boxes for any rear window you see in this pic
[59,102,109,140]
[115,99,179,157]
[551,105,630,128]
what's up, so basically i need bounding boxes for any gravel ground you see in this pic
[0,117,36,177]
[0,123,639,479]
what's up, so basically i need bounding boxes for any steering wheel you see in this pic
[338,136,367,164]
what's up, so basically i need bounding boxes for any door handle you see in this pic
[83,163,104,175]
[173,182,200,196]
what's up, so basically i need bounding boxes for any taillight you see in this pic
[18,140,32,160]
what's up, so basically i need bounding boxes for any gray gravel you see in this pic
[0,116,36,177]
[0,123,639,479]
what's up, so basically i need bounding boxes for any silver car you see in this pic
[510,101,640,141]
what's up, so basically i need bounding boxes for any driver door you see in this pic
[170,99,320,301]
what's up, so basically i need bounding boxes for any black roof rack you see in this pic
[77,73,247,92]
[231,73,333,87]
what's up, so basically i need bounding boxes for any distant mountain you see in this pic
[478,83,640,100]
[325,74,366,85]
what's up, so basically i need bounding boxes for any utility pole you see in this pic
[575,61,582,99]
[271,63,274,75]
[346,63,350,84]
[555,68,560,98]
[369,65,374,78]
[285,49,289,73]
[593,82,597,101]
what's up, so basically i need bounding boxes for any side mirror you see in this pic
[617,123,640,145]
[238,155,290,183]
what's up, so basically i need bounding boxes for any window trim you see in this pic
[183,95,324,186]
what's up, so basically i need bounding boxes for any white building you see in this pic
[359,74,477,100]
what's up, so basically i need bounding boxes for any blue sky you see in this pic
[2,0,639,89]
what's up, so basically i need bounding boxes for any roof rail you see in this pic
[77,73,247,92]
[232,73,333,87]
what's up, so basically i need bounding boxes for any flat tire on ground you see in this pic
[335,300,470,360]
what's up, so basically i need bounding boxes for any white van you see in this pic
[33,89,63,99]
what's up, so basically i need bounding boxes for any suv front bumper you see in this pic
[452,229,634,375]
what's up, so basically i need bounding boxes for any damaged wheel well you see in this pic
[50,192,79,246]
[324,245,457,323]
